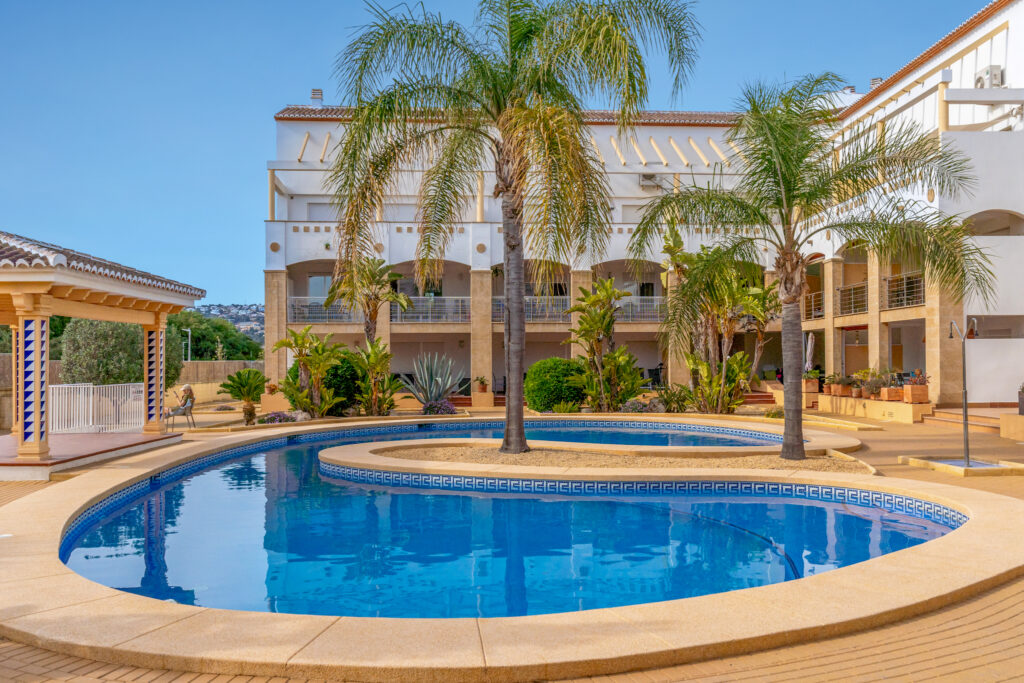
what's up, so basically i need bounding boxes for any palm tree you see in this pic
[218,368,268,425]
[630,73,993,459]
[328,0,699,453]
[741,281,781,384]
[326,256,410,344]
[272,325,317,393]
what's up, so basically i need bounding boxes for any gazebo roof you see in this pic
[0,231,205,299]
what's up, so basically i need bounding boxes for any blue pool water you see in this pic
[61,423,953,618]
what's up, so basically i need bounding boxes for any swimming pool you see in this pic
[60,421,959,619]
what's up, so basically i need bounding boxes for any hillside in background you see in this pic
[193,303,264,344]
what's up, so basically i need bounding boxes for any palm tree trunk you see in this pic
[364,313,376,346]
[500,193,529,453]
[780,299,805,459]
[749,329,766,383]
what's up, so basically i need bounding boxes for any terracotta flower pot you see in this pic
[822,385,832,395]
[802,379,819,393]
[903,384,929,404]
[835,385,852,398]
[477,384,487,393]
[851,387,862,398]
[870,393,880,401]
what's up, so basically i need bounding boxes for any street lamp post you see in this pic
[948,318,977,468]
[182,327,192,362]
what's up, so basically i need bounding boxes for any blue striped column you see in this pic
[15,315,50,458]
[143,324,167,433]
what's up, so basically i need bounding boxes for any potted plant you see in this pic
[834,376,854,398]
[822,373,838,395]
[851,382,863,399]
[880,373,902,401]
[475,376,490,393]
[864,377,886,400]
[802,369,820,393]
[904,373,930,404]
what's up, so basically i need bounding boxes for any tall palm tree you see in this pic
[630,72,993,459]
[328,0,699,453]
[272,325,317,393]
[326,256,410,344]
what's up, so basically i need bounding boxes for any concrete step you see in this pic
[933,409,1002,428]
[921,414,1001,435]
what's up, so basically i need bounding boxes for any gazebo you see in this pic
[0,231,204,473]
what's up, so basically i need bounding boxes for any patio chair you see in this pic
[169,400,196,430]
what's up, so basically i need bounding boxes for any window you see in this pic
[638,282,655,297]
[308,275,332,298]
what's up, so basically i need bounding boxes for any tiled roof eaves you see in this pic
[0,231,206,300]
[839,0,1012,119]
[274,106,737,126]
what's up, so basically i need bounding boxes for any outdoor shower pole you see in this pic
[949,319,977,468]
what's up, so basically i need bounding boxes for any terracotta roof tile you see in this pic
[274,105,737,126]
[0,231,206,299]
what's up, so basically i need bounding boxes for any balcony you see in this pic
[802,291,824,320]
[616,297,666,322]
[392,297,470,323]
[492,296,571,323]
[836,282,868,316]
[288,297,363,324]
[885,272,925,310]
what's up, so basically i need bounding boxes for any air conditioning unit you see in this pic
[638,173,660,189]
[975,65,1003,89]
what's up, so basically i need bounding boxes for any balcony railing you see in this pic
[836,282,868,316]
[802,291,824,320]
[885,272,925,310]
[616,296,666,322]
[492,296,571,323]
[288,297,363,324]
[392,297,470,323]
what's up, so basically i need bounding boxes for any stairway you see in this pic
[922,409,1002,435]
[743,391,777,406]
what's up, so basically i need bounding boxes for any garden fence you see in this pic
[49,383,146,433]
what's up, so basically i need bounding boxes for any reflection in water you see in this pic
[64,444,950,618]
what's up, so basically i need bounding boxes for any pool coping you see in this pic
[1,416,1023,682]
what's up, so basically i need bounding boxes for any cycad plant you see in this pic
[328,0,699,452]
[402,353,464,405]
[218,368,269,425]
[630,72,993,459]
[326,256,411,344]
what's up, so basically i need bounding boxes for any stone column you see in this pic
[569,269,593,358]
[143,315,167,434]
[264,270,288,383]
[470,269,494,407]
[662,270,690,387]
[867,254,890,370]
[12,295,51,459]
[822,258,844,376]
[925,282,963,406]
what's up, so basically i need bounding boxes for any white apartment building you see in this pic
[265,0,1024,407]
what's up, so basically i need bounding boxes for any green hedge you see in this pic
[524,357,585,411]
[286,354,362,416]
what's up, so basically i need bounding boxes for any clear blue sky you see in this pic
[0,0,989,304]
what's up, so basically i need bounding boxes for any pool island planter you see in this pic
[1,417,1023,682]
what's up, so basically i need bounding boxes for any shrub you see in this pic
[287,355,361,416]
[403,353,463,404]
[524,357,585,411]
[764,406,784,419]
[620,399,646,413]
[656,384,690,413]
[645,397,667,413]
[218,368,268,425]
[422,399,457,415]
[61,319,182,387]
[550,400,580,413]
[257,411,297,424]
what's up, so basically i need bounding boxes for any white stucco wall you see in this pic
[967,338,1024,403]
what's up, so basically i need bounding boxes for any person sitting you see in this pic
[164,384,195,419]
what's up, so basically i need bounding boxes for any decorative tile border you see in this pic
[319,462,968,530]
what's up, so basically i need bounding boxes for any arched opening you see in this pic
[966,209,1024,236]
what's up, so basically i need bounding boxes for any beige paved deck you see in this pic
[2,415,1024,681]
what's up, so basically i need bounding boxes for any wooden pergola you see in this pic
[0,231,205,460]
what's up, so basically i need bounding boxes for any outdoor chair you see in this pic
[169,400,196,430]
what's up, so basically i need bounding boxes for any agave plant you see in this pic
[402,353,464,405]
